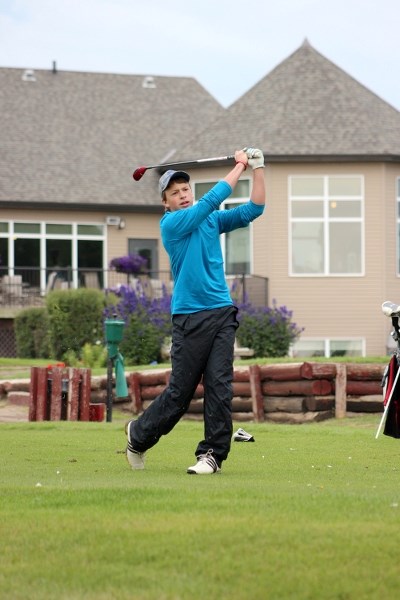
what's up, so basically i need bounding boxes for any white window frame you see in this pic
[290,337,366,358]
[0,219,106,292]
[289,175,365,277]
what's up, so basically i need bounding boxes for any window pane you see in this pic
[225,228,250,275]
[14,223,40,234]
[0,223,9,233]
[329,200,361,218]
[330,340,363,357]
[78,240,103,287]
[291,339,325,357]
[291,222,324,273]
[128,239,159,273]
[291,177,324,196]
[292,338,363,358]
[229,180,249,198]
[195,182,217,199]
[0,238,8,275]
[329,222,361,273]
[291,200,323,218]
[47,240,72,269]
[46,224,72,234]
[195,180,249,201]
[14,238,41,286]
[77,224,104,236]
[328,177,361,196]
[224,201,250,275]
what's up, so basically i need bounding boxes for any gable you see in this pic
[173,41,400,161]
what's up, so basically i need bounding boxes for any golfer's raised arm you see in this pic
[223,149,249,189]
[249,161,266,206]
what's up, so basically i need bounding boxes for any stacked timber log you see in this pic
[345,363,385,415]
[125,362,386,424]
[0,362,386,424]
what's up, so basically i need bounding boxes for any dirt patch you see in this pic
[0,400,29,423]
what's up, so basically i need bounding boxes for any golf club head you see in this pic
[132,166,147,181]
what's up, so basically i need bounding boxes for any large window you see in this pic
[194,179,251,275]
[290,175,364,275]
[0,220,105,291]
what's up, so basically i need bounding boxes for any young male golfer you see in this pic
[126,147,266,474]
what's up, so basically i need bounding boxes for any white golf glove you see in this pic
[243,147,264,170]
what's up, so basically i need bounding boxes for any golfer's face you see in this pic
[163,181,194,212]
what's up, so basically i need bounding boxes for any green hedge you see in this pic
[14,307,51,358]
[46,289,106,361]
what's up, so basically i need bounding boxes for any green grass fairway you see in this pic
[1,414,400,599]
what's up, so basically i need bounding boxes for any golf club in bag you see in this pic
[376,301,400,439]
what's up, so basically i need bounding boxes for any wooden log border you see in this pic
[123,361,386,423]
[2,362,387,424]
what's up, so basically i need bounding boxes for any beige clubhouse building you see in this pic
[1,40,400,357]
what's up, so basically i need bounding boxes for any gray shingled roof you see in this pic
[173,40,400,161]
[2,41,400,212]
[0,67,224,208]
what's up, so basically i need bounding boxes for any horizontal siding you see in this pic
[3,160,400,355]
[252,162,400,355]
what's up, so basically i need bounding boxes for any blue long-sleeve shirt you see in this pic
[160,180,264,314]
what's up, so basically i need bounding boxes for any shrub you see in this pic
[105,283,172,365]
[119,317,163,365]
[14,307,51,358]
[104,283,303,363]
[63,342,107,368]
[46,289,106,360]
[236,299,304,358]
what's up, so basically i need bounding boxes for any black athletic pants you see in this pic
[130,305,239,466]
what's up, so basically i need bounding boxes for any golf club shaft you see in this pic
[146,155,235,170]
[133,155,235,181]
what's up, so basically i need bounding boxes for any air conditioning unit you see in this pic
[105,216,121,226]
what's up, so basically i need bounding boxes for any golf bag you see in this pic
[382,354,400,438]
[380,303,400,438]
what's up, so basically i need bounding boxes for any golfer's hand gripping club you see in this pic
[243,147,265,170]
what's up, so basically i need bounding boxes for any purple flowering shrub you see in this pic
[104,283,172,364]
[109,254,148,274]
[105,282,303,362]
[236,298,304,358]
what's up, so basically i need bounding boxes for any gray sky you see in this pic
[1,0,399,109]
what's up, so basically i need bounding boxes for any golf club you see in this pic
[133,155,235,181]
